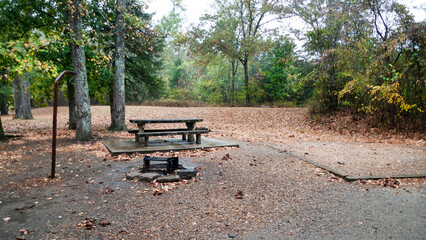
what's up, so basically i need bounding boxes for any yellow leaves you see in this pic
[370,82,417,114]
[2,37,59,82]
[340,69,421,116]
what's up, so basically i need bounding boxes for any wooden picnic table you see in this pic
[129,118,205,145]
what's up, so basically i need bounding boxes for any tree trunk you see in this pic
[20,73,32,119]
[71,0,92,140]
[110,0,127,131]
[109,92,114,120]
[12,74,33,119]
[243,59,250,106]
[1,72,8,115]
[231,59,237,105]
[0,116,5,141]
[67,77,76,129]
[66,6,76,130]
[0,94,7,115]
[13,76,22,119]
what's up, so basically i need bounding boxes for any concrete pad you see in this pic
[269,143,426,180]
[103,137,239,155]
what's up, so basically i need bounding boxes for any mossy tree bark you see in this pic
[71,0,92,140]
[67,77,76,130]
[13,76,22,119]
[0,117,5,141]
[110,0,127,131]
[20,74,32,119]
[66,8,77,130]
[13,74,32,119]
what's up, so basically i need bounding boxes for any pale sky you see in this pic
[147,0,426,25]
[146,0,424,56]
[147,0,214,26]
[405,0,426,21]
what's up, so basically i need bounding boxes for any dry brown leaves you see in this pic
[316,168,425,188]
[149,179,194,196]
[77,218,97,230]
[356,177,426,189]
[111,147,234,162]
[7,176,62,190]
[1,106,424,189]
[235,190,244,199]
[2,106,423,147]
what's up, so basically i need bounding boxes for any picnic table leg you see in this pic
[144,158,151,169]
[196,133,201,144]
[186,122,195,142]
[171,157,179,169]
[144,136,149,146]
[137,123,145,144]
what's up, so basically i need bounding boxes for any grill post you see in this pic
[51,71,76,178]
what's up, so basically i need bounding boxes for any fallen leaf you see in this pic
[235,191,243,199]
[104,188,114,194]
[222,154,231,161]
[152,189,163,196]
[99,221,111,227]
[77,218,97,230]
[15,204,35,211]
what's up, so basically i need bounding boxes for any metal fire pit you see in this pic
[143,156,179,173]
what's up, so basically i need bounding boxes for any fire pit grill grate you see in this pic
[143,156,179,173]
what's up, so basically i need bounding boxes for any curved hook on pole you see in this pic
[51,71,76,178]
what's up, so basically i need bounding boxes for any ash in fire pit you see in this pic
[125,156,198,182]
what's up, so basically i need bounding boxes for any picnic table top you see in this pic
[129,118,203,124]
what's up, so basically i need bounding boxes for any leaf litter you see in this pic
[0,106,424,239]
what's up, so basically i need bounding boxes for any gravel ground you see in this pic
[275,142,426,178]
[1,141,425,239]
[1,106,425,239]
[3,106,424,180]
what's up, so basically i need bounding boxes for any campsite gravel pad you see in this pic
[278,142,426,178]
[0,142,425,239]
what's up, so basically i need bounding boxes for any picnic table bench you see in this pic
[129,118,210,146]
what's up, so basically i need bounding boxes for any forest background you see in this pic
[0,0,424,140]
